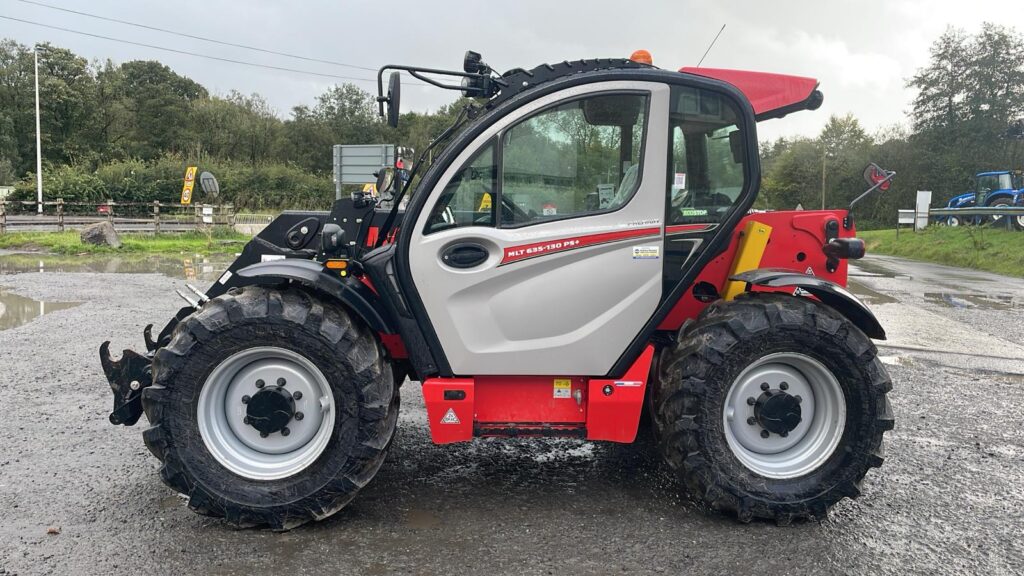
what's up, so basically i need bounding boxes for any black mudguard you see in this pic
[236,259,396,334]
[731,268,886,340]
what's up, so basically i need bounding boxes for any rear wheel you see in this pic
[652,293,893,523]
[989,201,1021,230]
[142,286,399,529]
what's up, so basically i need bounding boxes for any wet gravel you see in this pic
[1,256,1023,575]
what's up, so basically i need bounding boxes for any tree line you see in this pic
[0,39,462,209]
[762,23,1024,227]
[2,23,1023,223]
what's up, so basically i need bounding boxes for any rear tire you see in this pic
[142,286,399,529]
[652,292,893,523]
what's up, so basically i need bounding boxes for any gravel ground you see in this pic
[0,255,1022,576]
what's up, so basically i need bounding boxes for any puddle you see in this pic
[923,292,1020,310]
[848,259,904,279]
[0,288,80,331]
[0,253,234,282]
[847,279,899,305]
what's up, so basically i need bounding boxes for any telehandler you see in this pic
[101,50,894,529]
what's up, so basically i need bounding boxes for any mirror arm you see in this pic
[373,104,473,248]
[845,170,896,230]
[377,64,499,114]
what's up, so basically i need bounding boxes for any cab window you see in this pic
[424,140,496,234]
[668,87,748,224]
[500,93,648,227]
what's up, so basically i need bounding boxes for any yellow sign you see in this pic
[478,192,492,211]
[553,378,571,399]
[181,166,197,205]
[362,183,377,195]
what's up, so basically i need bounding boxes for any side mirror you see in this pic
[386,72,401,128]
[375,167,395,197]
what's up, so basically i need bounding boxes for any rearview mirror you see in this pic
[862,163,892,192]
[582,95,640,126]
[386,72,401,128]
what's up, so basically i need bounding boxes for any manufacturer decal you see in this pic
[631,246,660,260]
[440,408,461,424]
[680,208,708,217]
[553,378,572,399]
[501,227,660,265]
[217,270,233,285]
[260,254,287,262]
[614,380,643,387]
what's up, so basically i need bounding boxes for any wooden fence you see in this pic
[0,200,235,233]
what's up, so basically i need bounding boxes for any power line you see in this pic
[15,0,379,72]
[0,14,381,83]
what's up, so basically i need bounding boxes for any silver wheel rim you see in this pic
[949,216,960,227]
[722,352,846,479]
[992,203,1009,223]
[197,346,335,481]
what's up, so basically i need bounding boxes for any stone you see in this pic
[80,221,121,248]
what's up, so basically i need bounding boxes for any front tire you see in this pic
[142,286,399,529]
[653,293,893,523]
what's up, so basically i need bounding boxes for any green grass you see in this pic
[859,226,1024,278]
[0,229,250,255]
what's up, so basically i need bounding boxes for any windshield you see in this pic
[976,174,1013,192]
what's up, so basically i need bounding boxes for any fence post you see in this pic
[0,200,6,234]
[153,200,161,234]
[228,204,236,227]
[106,199,114,225]
[57,198,64,232]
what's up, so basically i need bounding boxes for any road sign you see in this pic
[181,166,198,205]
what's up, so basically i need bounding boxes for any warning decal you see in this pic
[553,378,572,399]
[440,408,460,424]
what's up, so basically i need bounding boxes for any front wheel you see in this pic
[142,286,399,529]
[653,293,893,523]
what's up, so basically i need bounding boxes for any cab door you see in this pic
[406,82,670,376]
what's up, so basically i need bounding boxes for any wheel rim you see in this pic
[949,216,960,227]
[722,352,846,479]
[197,346,335,481]
[992,203,1009,222]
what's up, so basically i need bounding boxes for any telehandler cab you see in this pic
[101,51,894,529]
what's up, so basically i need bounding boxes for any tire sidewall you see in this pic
[154,289,393,514]
[694,326,878,501]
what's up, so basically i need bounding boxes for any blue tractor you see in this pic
[941,170,1024,229]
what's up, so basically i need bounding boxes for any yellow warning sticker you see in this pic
[553,378,571,399]
[478,192,492,211]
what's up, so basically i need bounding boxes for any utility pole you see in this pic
[34,45,43,214]
[820,147,826,210]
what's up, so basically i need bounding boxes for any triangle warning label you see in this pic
[440,408,461,425]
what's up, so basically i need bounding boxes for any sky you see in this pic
[2,0,1023,142]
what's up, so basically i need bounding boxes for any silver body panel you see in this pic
[408,81,670,376]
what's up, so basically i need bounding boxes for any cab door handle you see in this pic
[441,243,489,269]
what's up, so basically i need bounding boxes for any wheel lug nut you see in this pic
[760,430,770,439]
[277,378,286,387]
[795,395,802,403]
[746,417,756,425]
[780,382,789,390]
[746,397,756,406]
[295,412,304,421]
[260,432,269,438]
[760,382,769,391]
[281,427,290,436]
[255,379,265,389]
[241,395,250,404]
[292,391,302,400]
[243,416,250,425]
[780,431,788,437]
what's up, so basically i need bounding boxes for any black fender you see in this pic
[236,259,396,334]
[731,268,886,340]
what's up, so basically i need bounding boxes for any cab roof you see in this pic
[679,67,823,121]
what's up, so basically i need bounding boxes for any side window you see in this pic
[424,140,496,234]
[668,87,748,224]
[501,93,648,227]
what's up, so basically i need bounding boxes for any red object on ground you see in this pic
[679,67,819,117]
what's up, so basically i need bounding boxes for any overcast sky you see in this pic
[2,0,1023,141]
